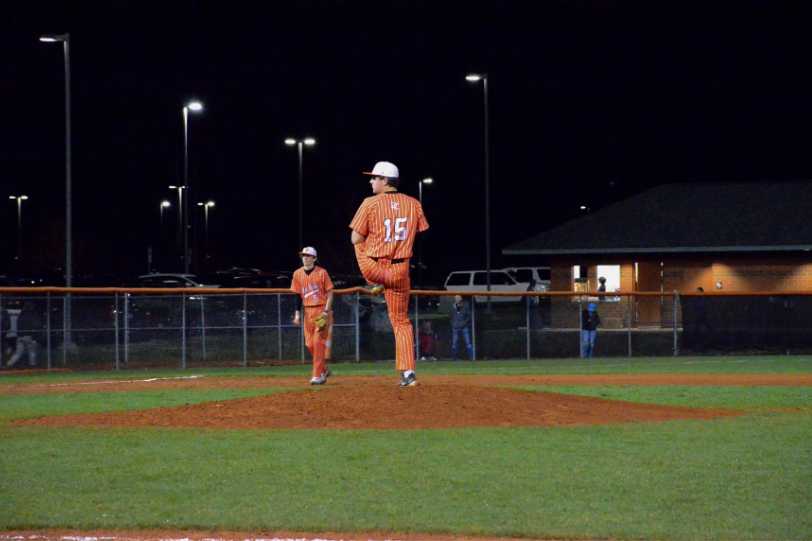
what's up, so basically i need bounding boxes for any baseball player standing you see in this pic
[291,246,335,385]
[350,161,429,386]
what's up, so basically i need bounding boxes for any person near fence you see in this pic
[418,321,439,361]
[526,279,543,329]
[7,301,43,368]
[693,287,714,333]
[291,247,335,385]
[350,161,429,387]
[597,276,607,300]
[450,295,474,360]
[581,302,601,358]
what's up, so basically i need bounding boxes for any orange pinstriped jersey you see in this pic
[349,192,429,259]
[290,266,334,308]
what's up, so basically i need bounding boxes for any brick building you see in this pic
[503,181,812,328]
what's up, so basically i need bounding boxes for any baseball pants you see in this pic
[303,306,331,377]
[7,336,37,367]
[355,244,415,372]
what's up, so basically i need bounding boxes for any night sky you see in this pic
[2,1,812,285]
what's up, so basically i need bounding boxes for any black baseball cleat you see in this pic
[322,367,332,379]
[398,373,418,387]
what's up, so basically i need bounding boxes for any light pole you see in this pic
[40,32,73,347]
[40,34,71,287]
[183,101,203,274]
[197,201,215,264]
[466,73,491,309]
[418,178,432,288]
[285,138,316,250]
[169,185,186,271]
[580,205,591,214]
[9,195,28,271]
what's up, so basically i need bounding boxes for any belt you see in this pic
[372,257,406,264]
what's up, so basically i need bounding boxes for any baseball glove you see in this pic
[313,311,330,332]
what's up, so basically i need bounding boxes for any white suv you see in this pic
[502,267,551,292]
[444,270,534,304]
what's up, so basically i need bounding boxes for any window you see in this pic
[597,265,621,293]
[446,273,471,286]
[515,269,533,283]
[490,272,515,286]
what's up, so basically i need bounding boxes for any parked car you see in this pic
[198,268,262,286]
[502,267,551,292]
[204,271,293,289]
[120,274,232,328]
[132,273,220,288]
[443,269,536,304]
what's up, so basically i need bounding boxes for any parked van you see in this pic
[444,269,536,304]
[501,267,551,292]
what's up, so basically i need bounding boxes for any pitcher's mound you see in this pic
[20,381,739,430]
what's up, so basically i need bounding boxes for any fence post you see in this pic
[277,293,282,360]
[673,290,679,356]
[578,296,584,358]
[62,295,67,366]
[627,294,632,357]
[355,291,360,362]
[182,293,187,369]
[300,300,305,365]
[200,296,207,361]
[46,293,52,369]
[242,293,248,366]
[124,293,130,364]
[526,296,531,360]
[414,296,419,360]
[471,297,477,360]
[114,292,120,371]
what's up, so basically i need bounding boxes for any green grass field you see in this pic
[1,356,810,540]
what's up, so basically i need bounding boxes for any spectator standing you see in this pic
[418,321,439,361]
[526,279,543,329]
[580,302,601,358]
[450,295,474,360]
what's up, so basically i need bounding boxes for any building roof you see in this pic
[504,181,812,255]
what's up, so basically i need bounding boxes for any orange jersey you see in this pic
[349,192,429,259]
[290,266,334,308]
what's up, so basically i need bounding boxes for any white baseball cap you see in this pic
[363,161,399,179]
[299,247,317,257]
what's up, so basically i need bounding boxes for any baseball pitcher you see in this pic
[350,161,429,386]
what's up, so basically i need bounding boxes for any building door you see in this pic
[635,262,662,327]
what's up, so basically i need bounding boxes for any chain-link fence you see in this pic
[1,289,809,370]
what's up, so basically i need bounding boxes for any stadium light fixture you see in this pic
[285,138,317,250]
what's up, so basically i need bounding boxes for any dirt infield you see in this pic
[7,372,777,430]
